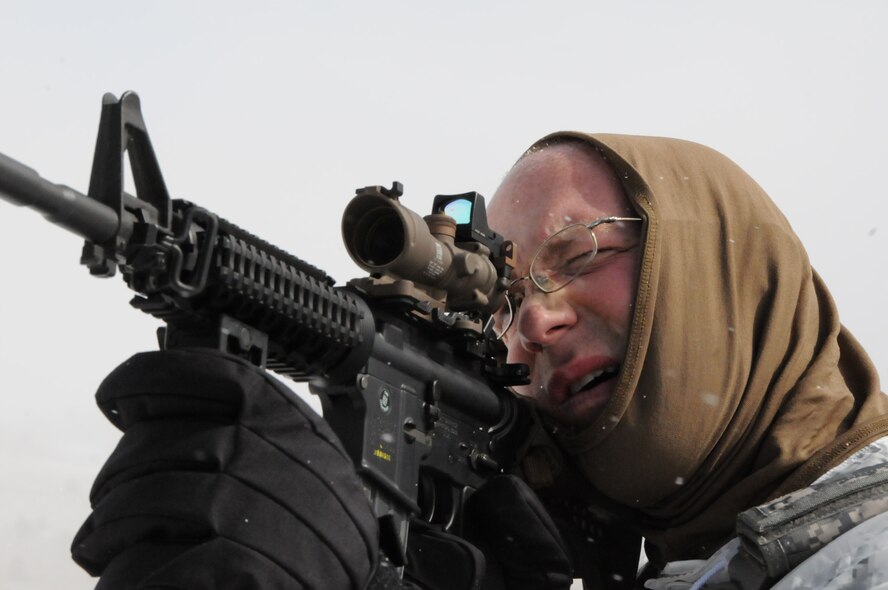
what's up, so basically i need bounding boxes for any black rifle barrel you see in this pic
[0,152,118,242]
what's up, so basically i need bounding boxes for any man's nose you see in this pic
[513,291,577,353]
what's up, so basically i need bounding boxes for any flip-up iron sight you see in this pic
[342,181,515,328]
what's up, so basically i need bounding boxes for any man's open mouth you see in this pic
[568,366,620,397]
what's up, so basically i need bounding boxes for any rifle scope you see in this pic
[342,185,504,312]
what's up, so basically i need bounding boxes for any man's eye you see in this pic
[587,243,637,269]
[573,246,629,277]
[591,247,616,260]
[562,250,596,274]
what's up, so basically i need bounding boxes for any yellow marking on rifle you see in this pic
[374,449,392,462]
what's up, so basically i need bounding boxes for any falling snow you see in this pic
[701,392,720,406]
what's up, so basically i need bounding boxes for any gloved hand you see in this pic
[404,475,573,590]
[71,348,378,590]
[467,474,574,590]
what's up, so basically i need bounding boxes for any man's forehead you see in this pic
[491,177,616,228]
[488,141,632,252]
[490,150,581,212]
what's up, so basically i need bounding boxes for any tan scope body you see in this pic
[342,190,501,311]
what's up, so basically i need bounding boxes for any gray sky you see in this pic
[1,1,886,587]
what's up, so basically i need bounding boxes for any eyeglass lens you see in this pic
[487,218,639,340]
[531,224,599,292]
[488,225,598,340]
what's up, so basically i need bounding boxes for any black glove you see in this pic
[404,520,487,590]
[466,475,573,590]
[402,475,573,590]
[72,348,378,590]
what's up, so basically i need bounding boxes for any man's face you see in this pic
[487,144,642,427]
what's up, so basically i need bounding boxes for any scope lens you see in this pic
[443,198,473,225]
[354,207,404,266]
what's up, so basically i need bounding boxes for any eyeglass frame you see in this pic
[488,216,643,340]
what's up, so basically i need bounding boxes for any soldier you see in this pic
[485,133,888,588]
[72,132,888,589]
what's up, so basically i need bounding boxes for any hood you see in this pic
[522,132,888,561]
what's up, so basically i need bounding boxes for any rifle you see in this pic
[0,91,531,576]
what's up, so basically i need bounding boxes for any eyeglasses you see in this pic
[487,216,642,340]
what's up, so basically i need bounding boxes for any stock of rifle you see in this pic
[0,91,531,573]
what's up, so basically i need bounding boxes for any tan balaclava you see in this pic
[519,132,888,562]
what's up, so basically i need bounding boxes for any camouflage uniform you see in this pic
[645,437,888,589]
